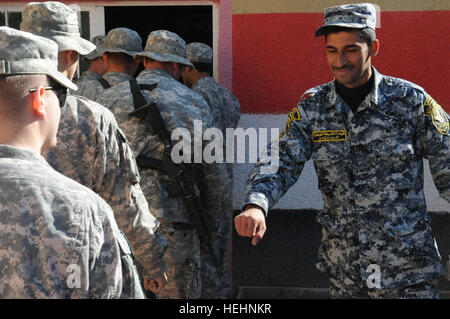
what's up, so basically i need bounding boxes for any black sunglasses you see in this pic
[29,86,68,107]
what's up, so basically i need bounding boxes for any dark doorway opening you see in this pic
[105,5,213,76]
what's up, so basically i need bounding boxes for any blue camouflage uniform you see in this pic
[244,68,449,298]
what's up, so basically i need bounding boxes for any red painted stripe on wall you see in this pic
[232,11,450,114]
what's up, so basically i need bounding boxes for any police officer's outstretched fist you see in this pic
[234,204,266,246]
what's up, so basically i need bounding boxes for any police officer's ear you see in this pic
[369,39,380,58]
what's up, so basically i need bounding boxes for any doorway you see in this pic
[104,5,213,76]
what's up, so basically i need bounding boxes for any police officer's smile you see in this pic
[326,30,379,88]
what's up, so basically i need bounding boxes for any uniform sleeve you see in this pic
[415,92,450,202]
[93,111,167,280]
[196,97,231,234]
[243,100,313,215]
[87,204,123,299]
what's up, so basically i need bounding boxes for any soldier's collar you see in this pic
[141,68,172,78]
[103,71,133,84]
[0,144,49,166]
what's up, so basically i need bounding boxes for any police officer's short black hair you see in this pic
[324,27,376,47]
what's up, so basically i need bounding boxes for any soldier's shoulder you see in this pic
[102,79,132,98]
[17,159,112,212]
[68,94,119,127]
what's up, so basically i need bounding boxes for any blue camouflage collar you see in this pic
[328,67,383,114]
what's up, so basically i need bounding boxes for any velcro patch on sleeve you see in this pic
[424,95,449,135]
[279,107,301,138]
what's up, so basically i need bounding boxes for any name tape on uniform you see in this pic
[312,130,347,142]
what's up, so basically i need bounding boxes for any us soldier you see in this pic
[234,3,450,299]
[99,30,229,299]
[0,26,142,298]
[20,1,168,296]
[75,35,107,89]
[182,42,241,299]
[77,28,142,102]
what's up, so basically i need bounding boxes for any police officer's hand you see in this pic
[144,273,168,295]
[234,205,266,246]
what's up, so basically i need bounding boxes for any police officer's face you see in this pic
[325,30,377,88]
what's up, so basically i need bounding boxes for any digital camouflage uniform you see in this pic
[244,3,449,299]
[0,27,139,298]
[186,42,241,298]
[20,1,167,291]
[245,68,449,298]
[76,69,103,86]
[0,146,140,298]
[76,28,142,102]
[99,30,230,299]
[75,35,106,91]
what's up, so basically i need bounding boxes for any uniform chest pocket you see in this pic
[311,135,350,193]
[311,138,350,160]
[364,135,416,163]
[353,135,418,191]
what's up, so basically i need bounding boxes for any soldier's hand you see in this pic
[234,205,266,246]
[144,273,168,295]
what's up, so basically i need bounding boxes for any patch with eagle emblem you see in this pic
[279,107,301,138]
[424,95,449,135]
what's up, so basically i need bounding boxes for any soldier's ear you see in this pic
[29,86,47,118]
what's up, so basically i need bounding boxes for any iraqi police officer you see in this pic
[99,30,229,299]
[20,1,168,296]
[0,26,141,298]
[75,35,107,89]
[182,42,241,299]
[234,3,450,299]
[77,28,143,102]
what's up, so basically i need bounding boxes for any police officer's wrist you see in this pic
[243,203,265,213]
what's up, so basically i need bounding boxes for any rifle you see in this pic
[127,79,222,275]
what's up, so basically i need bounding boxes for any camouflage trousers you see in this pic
[200,208,232,299]
[157,220,201,299]
[316,228,441,299]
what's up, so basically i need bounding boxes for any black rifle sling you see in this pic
[128,79,170,143]
[128,80,221,271]
[97,77,111,89]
